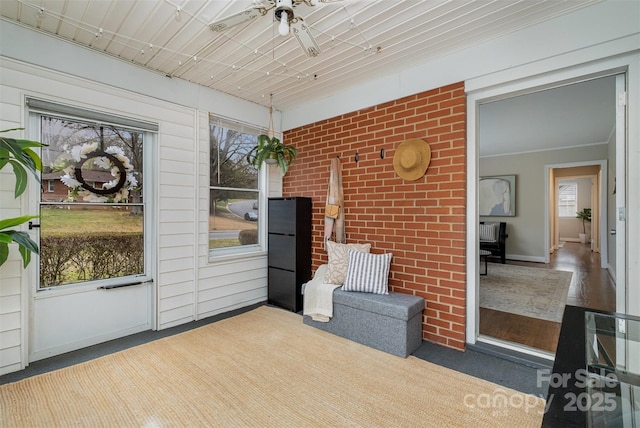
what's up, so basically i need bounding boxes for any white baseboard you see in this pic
[505,254,547,263]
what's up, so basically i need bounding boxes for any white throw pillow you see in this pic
[479,223,497,242]
[324,241,371,285]
[342,250,392,295]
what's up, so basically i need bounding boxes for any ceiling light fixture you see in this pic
[275,0,294,36]
[209,0,325,57]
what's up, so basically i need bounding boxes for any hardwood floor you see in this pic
[479,242,616,354]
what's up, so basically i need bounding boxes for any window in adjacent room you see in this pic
[558,181,578,217]
[209,114,263,254]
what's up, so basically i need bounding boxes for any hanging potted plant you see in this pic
[245,95,298,176]
[246,134,298,176]
[576,208,591,244]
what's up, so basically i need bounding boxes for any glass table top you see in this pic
[585,311,640,427]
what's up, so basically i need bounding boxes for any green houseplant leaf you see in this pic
[0,216,40,268]
[246,134,298,176]
[0,129,44,198]
[576,208,592,234]
[0,128,45,268]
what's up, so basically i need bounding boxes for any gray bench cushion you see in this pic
[332,289,424,321]
[304,288,424,357]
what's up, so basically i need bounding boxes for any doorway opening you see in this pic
[467,72,623,359]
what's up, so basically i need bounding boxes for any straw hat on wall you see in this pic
[393,138,431,181]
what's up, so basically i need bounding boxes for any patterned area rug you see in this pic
[480,263,573,322]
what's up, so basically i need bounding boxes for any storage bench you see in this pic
[303,288,424,357]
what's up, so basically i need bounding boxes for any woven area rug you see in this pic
[0,306,545,427]
[480,263,573,322]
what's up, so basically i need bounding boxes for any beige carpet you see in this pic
[1,306,545,427]
[480,263,573,322]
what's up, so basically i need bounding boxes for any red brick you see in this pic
[282,82,467,349]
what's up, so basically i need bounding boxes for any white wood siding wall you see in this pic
[0,81,27,375]
[195,111,282,321]
[0,57,275,374]
[156,108,198,330]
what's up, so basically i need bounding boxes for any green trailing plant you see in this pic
[246,134,298,176]
[576,208,592,234]
[0,128,45,268]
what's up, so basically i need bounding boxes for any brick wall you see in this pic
[283,82,467,350]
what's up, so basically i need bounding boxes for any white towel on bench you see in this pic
[303,264,341,322]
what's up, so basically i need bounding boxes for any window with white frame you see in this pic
[558,182,578,217]
[38,115,145,288]
[209,114,262,254]
[29,98,155,289]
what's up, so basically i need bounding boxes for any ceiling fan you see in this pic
[209,0,342,58]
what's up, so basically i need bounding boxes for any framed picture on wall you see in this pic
[479,175,516,217]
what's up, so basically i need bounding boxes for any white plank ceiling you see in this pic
[1,0,600,111]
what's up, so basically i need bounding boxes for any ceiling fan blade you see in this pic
[209,6,270,32]
[290,17,321,58]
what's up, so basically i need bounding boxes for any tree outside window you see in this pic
[209,114,262,252]
[38,115,145,288]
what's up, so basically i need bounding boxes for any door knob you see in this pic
[610,229,616,235]
[28,221,40,230]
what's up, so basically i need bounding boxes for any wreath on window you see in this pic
[59,142,138,203]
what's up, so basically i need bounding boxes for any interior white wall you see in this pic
[283,1,640,130]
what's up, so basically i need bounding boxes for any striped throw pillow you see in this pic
[342,250,392,295]
[479,223,497,242]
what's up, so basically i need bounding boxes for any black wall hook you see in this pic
[354,152,359,163]
[380,148,385,159]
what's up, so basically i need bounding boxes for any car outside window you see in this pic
[209,114,262,254]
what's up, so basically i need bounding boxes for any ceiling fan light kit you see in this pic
[208,7,265,32]
[208,0,332,58]
[291,17,321,57]
[275,0,294,36]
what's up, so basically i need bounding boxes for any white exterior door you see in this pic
[28,108,155,362]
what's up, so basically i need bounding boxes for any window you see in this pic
[558,182,578,217]
[36,113,149,289]
[209,114,262,253]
